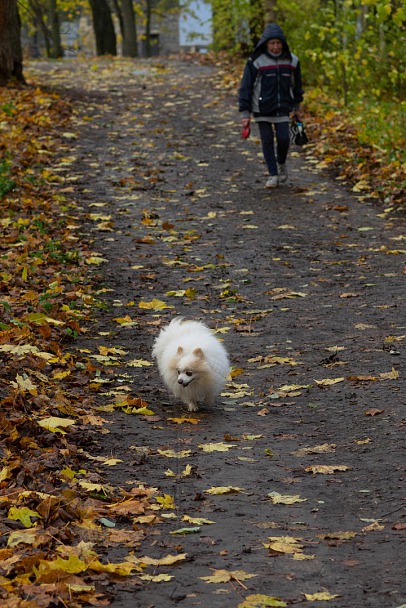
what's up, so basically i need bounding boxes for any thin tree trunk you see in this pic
[145,0,152,58]
[49,0,63,58]
[121,0,138,57]
[263,0,277,26]
[0,0,25,84]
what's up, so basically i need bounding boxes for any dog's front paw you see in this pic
[188,402,199,412]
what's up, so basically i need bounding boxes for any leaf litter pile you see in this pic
[1,58,405,607]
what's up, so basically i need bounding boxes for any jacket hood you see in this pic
[253,23,291,59]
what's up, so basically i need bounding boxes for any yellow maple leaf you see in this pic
[167,417,200,424]
[303,591,340,601]
[138,298,174,310]
[318,531,357,540]
[314,377,345,386]
[265,536,303,555]
[8,507,41,529]
[198,442,238,452]
[127,358,153,367]
[238,594,287,607]
[140,553,187,566]
[102,458,123,466]
[85,256,108,265]
[204,486,244,495]
[10,374,38,396]
[293,443,336,456]
[380,367,399,380]
[158,449,191,458]
[36,554,88,577]
[139,574,174,582]
[37,417,76,434]
[200,569,257,584]
[112,315,137,326]
[182,515,215,525]
[268,492,307,505]
[155,494,175,509]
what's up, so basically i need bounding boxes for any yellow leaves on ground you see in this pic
[204,486,244,495]
[182,515,215,525]
[127,358,153,367]
[165,464,193,478]
[264,536,314,560]
[10,374,38,396]
[158,449,192,458]
[292,443,336,457]
[37,417,76,434]
[113,315,138,326]
[238,595,287,608]
[200,568,257,585]
[267,492,307,505]
[155,494,176,509]
[318,531,357,540]
[139,573,174,582]
[167,417,200,424]
[198,442,238,452]
[139,553,187,566]
[303,591,340,601]
[314,377,345,386]
[8,506,41,528]
[138,298,174,310]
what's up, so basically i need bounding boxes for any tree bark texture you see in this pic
[89,0,117,56]
[0,0,25,84]
[121,0,138,57]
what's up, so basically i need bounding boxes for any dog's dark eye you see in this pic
[186,371,193,377]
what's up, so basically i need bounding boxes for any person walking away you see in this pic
[239,23,304,188]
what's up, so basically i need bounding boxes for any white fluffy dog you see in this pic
[152,317,230,412]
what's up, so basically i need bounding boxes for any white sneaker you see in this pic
[265,175,279,188]
[278,164,288,184]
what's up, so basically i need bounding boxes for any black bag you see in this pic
[290,121,309,146]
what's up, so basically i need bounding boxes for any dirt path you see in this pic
[28,58,405,608]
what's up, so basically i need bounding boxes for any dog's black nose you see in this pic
[178,378,184,385]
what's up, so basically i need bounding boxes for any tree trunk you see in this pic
[263,0,277,26]
[250,0,264,47]
[89,0,117,56]
[121,0,138,57]
[145,0,152,58]
[49,0,63,58]
[0,0,25,85]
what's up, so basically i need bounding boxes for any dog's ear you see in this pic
[177,346,184,356]
[193,347,204,359]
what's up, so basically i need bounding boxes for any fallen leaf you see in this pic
[238,595,287,607]
[37,417,76,434]
[200,568,257,585]
[205,486,244,495]
[198,442,238,452]
[268,492,307,505]
[303,591,340,601]
[305,465,351,474]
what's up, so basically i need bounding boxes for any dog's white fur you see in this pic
[152,317,230,412]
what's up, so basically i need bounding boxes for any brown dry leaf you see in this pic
[364,408,384,416]
[200,568,257,585]
[293,443,336,456]
[305,465,351,474]
[167,417,200,424]
[362,521,385,532]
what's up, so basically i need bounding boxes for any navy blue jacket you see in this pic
[239,24,304,118]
